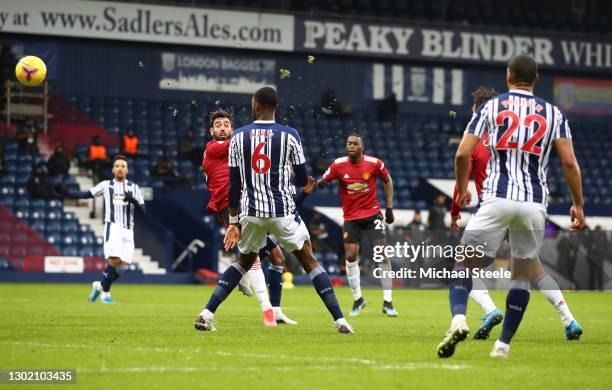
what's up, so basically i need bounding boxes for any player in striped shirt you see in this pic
[203,109,309,326]
[437,55,585,359]
[195,87,353,334]
[60,155,145,304]
[450,86,583,342]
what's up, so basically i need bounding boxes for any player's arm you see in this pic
[456,103,488,207]
[555,138,585,230]
[377,160,394,224]
[382,174,394,224]
[293,176,315,207]
[125,185,146,213]
[317,163,336,189]
[58,180,107,199]
[225,137,241,251]
[450,160,473,232]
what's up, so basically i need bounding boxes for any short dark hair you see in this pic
[253,87,278,109]
[112,155,128,165]
[471,86,498,108]
[346,133,363,145]
[210,109,231,127]
[508,55,538,85]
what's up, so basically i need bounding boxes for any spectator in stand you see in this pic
[88,136,109,182]
[178,130,195,160]
[320,89,350,117]
[308,212,329,252]
[26,163,56,199]
[47,144,71,176]
[16,122,38,156]
[122,129,139,156]
[586,225,608,291]
[0,144,5,175]
[377,93,397,122]
[311,150,328,177]
[153,151,179,186]
[404,210,428,245]
[428,194,447,232]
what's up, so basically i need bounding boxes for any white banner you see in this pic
[44,256,84,273]
[0,0,294,51]
[160,52,276,93]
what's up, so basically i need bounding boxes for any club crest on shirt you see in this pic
[362,171,371,180]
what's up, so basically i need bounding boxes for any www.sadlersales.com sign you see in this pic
[0,0,294,51]
[294,16,612,73]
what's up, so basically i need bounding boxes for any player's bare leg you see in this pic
[195,252,258,332]
[89,256,128,304]
[531,259,582,340]
[490,258,533,359]
[344,243,366,317]
[294,240,353,333]
[268,246,297,325]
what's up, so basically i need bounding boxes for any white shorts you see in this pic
[239,214,310,254]
[103,222,134,263]
[462,198,546,259]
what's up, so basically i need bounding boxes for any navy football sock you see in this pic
[268,264,284,307]
[500,280,531,344]
[205,263,245,313]
[448,266,472,316]
[309,266,343,321]
[100,265,119,292]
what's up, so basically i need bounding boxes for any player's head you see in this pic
[210,109,232,141]
[346,133,363,159]
[507,55,539,89]
[112,155,128,180]
[252,87,278,119]
[471,86,498,113]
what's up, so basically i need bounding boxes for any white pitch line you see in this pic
[0,340,471,371]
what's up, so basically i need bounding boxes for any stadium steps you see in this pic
[64,171,166,275]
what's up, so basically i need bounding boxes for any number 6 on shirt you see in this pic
[252,141,271,174]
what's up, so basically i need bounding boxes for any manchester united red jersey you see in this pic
[451,131,491,217]
[322,155,389,222]
[202,140,230,213]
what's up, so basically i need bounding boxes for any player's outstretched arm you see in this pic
[383,174,394,224]
[294,176,315,207]
[454,134,480,207]
[56,185,94,199]
[554,138,585,230]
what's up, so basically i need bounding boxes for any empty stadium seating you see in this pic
[56,94,612,209]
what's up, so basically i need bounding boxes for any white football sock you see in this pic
[451,314,466,328]
[379,260,393,302]
[345,260,362,301]
[494,339,510,352]
[101,291,110,299]
[536,273,575,327]
[470,277,498,314]
[199,308,214,320]
[93,281,102,291]
[249,258,272,312]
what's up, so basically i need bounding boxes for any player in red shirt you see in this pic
[317,134,397,317]
[203,109,311,326]
[448,87,582,343]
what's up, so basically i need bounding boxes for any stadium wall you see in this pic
[5,33,602,118]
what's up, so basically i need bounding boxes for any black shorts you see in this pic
[343,214,386,244]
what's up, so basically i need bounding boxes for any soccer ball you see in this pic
[15,55,47,87]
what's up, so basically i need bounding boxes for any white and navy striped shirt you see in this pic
[466,89,572,206]
[229,120,306,218]
[90,179,144,229]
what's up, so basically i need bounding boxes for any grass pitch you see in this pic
[0,283,610,389]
